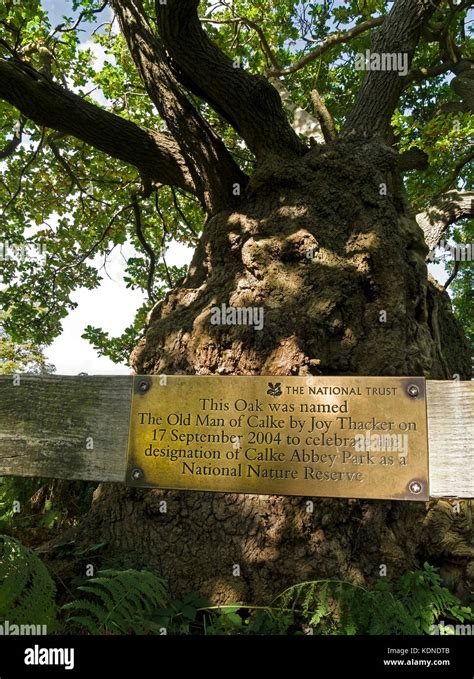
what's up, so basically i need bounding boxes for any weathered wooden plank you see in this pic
[0,375,132,482]
[0,376,472,498]
[426,380,473,498]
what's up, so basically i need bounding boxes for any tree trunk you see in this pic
[77,139,473,603]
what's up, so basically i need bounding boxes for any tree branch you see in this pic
[171,188,199,240]
[417,190,474,251]
[154,193,173,287]
[268,16,385,77]
[398,147,429,171]
[343,0,443,139]
[0,118,23,160]
[57,202,135,273]
[154,0,305,161]
[310,89,337,142]
[1,128,46,217]
[47,133,83,190]
[404,59,456,85]
[435,149,474,197]
[444,259,460,290]
[47,0,109,41]
[202,15,281,71]
[110,0,247,213]
[450,65,474,112]
[132,194,156,303]
[0,58,195,194]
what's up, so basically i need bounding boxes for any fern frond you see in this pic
[63,569,168,635]
[0,535,57,629]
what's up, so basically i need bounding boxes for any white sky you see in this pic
[17,2,451,374]
[45,241,195,375]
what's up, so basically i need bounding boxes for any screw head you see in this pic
[131,468,143,481]
[409,480,423,494]
[139,380,149,393]
[407,384,420,398]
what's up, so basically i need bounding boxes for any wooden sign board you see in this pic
[126,376,429,500]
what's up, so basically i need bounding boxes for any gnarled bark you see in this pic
[110,0,247,212]
[0,58,195,193]
[417,191,474,251]
[77,139,472,604]
[343,0,443,138]
[2,0,470,609]
[155,0,305,160]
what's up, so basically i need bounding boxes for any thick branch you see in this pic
[404,60,455,85]
[269,16,385,78]
[110,0,246,213]
[417,190,474,250]
[398,147,429,171]
[450,68,474,112]
[310,90,337,142]
[154,0,305,160]
[343,0,442,139]
[0,58,195,194]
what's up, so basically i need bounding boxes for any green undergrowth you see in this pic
[0,535,472,636]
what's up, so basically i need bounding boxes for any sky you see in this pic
[13,1,452,374]
[37,0,195,375]
[45,240,195,375]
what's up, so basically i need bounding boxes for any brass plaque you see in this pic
[126,376,429,501]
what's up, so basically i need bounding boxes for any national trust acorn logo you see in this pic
[267,382,282,397]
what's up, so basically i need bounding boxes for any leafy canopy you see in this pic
[0,0,472,363]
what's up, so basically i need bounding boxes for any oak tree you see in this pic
[0,0,472,602]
